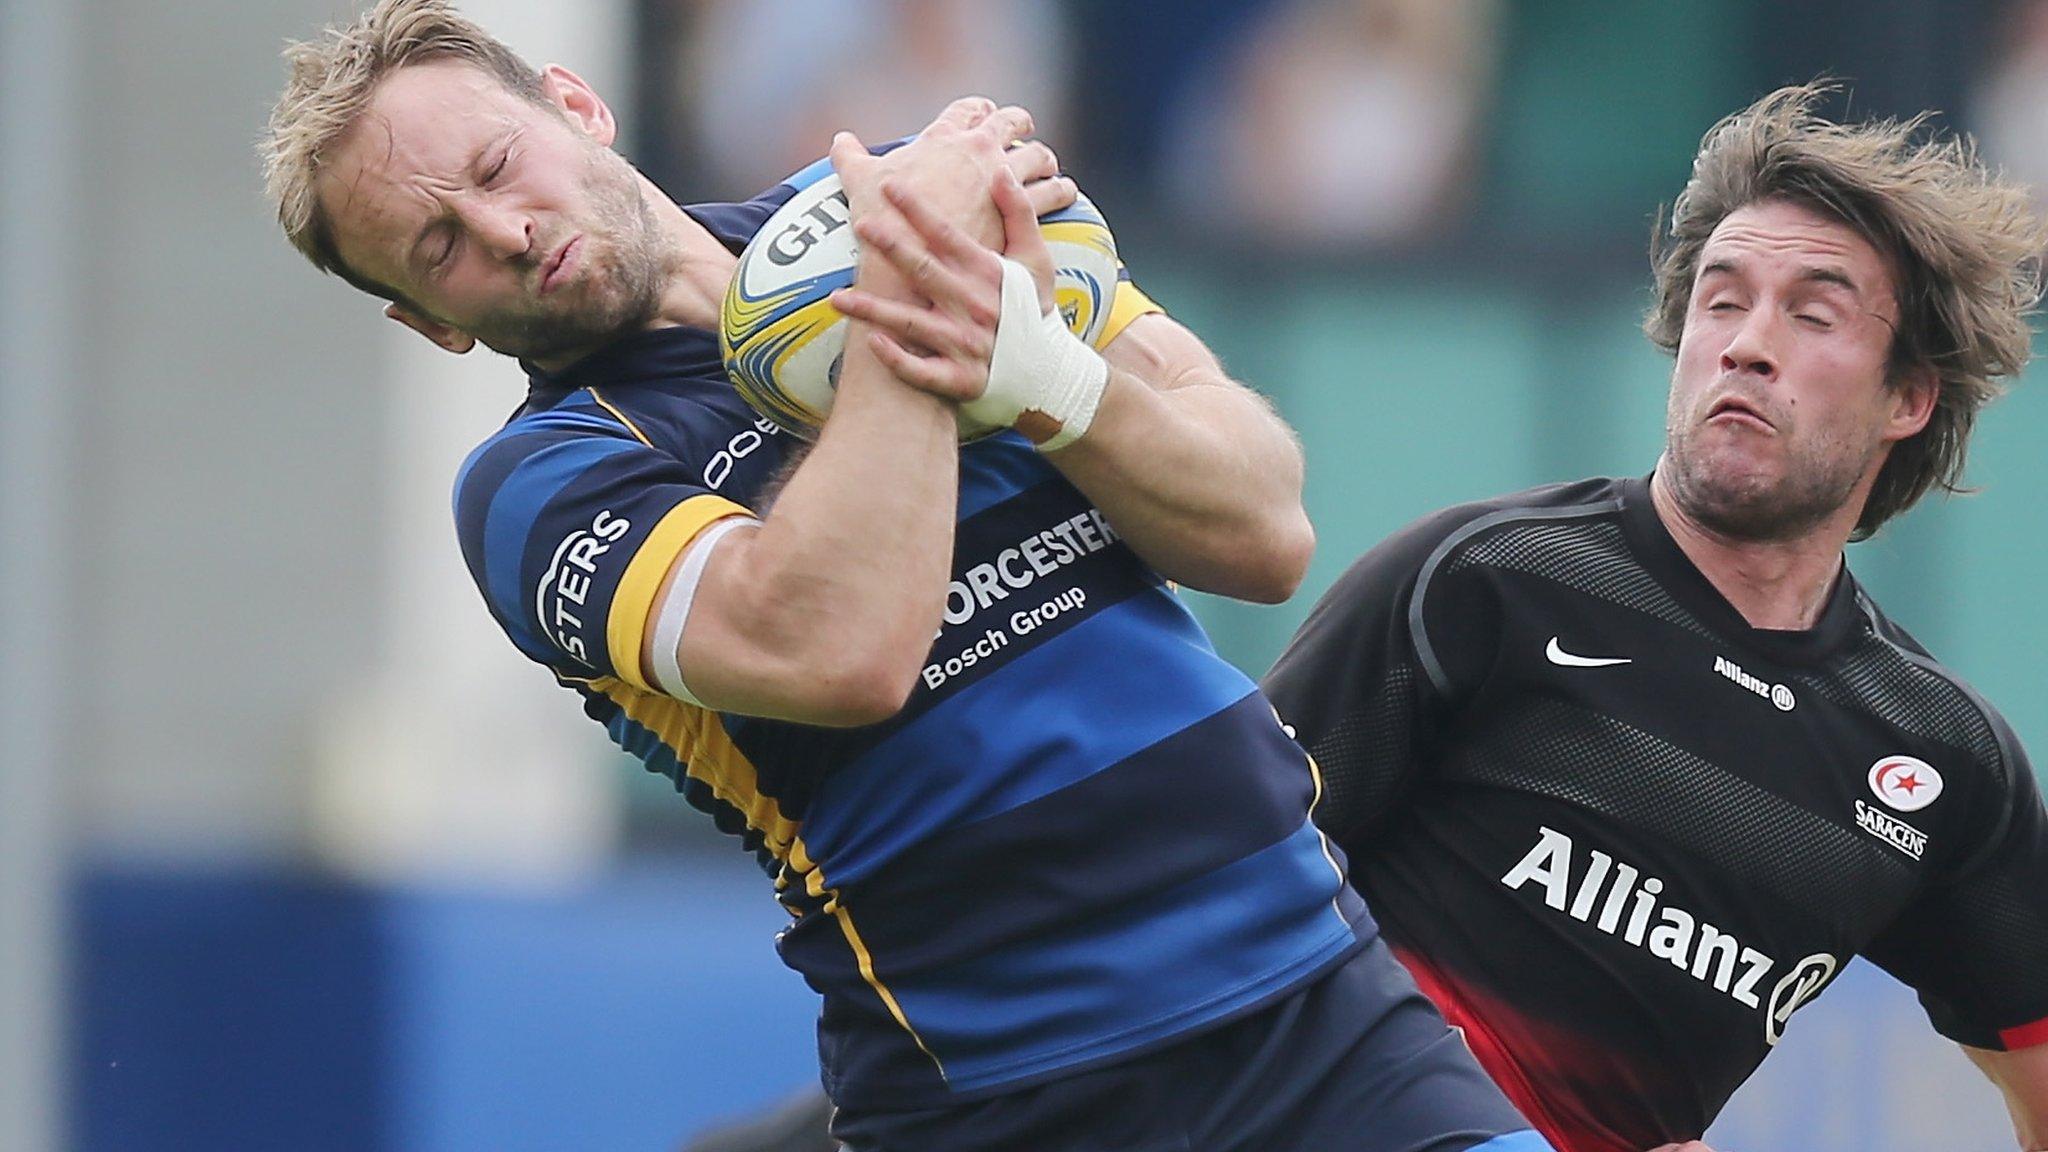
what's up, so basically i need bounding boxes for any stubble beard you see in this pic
[472,147,671,362]
[1661,391,1878,543]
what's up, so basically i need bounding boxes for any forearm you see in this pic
[806,164,1313,602]
[751,339,956,649]
[687,278,960,723]
[1965,1044,2048,1150]
[671,102,1060,722]
[1047,365,1313,602]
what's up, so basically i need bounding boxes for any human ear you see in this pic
[1884,366,1938,443]
[539,64,616,148]
[384,302,477,355]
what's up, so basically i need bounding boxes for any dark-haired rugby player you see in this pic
[1267,83,2048,1152]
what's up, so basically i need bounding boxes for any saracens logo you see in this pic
[1869,755,1943,813]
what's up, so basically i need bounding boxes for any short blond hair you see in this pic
[261,0,547,301]
[1645,82,2048,538]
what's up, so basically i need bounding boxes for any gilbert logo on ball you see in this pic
[720,155,1122,442]
[1867,755,1942,813]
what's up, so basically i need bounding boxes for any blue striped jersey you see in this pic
[450,169,1371,1108]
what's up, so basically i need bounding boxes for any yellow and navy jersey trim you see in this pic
[1100,281,1162,347]
[593,670,948,1071]
[603,494,751,692]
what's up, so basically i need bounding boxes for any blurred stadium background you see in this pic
[4,0,2045,1148]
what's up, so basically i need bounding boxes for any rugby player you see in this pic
[262,2,1552,1148]
[1265,83,2048,1152]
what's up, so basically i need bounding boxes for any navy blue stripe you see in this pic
[785,914,951,1100]
[601,705,783,877]
[516,407,634,439]
[868,484,1162,729]
[799,590,1249,881]
[869,821,1358,1092]
[454,429,579,663]
[957,437,1059,521]
[815,691,1320,963]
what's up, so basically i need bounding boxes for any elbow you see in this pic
[763,622,930,727]
[802,655,923,728]
[726,564,936,727]
[1235,513,1316,604]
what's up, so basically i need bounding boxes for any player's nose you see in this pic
[1719,308,1778,378]
[456,195,534,262]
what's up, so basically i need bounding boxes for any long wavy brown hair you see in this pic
[1645,81,2048,538]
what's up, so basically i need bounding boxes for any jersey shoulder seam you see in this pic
[1408,495,1625,699]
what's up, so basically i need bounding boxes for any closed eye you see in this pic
[426,230,459,276]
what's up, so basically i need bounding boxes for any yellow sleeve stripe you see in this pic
[606,494,754,690]
[1098,280,1165,348]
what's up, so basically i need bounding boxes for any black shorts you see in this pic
[831,937,1553,1152]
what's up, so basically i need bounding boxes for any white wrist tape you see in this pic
[962,256,1110,452]
[648,515,758,704]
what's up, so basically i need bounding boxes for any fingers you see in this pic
[927,97,1031,146]
[833,286,993,364]
[970,103,1035,149]
[1001,139,1059,185]
[880,180,995,269]
[1021,174,1077,219]
[854,210,990,317]
[863,330,987,402]
[1002,139,1076,220]
[925,95,998,137]
[992,169,1056,314]
[828,130,872,179]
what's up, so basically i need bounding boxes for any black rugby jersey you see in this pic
[1264,475,2048,1152]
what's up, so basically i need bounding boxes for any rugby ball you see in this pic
[720,163,1121,441]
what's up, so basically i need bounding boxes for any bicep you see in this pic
[656,518,910,726]
[635,513,763,703]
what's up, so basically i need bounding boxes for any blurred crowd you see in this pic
[640,0,2038,264]
[649,0,1497,254]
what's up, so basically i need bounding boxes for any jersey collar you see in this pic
[519,324,724,410]
[1617,474,1864,665]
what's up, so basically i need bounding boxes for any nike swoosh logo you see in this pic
[1546,637,1632,668]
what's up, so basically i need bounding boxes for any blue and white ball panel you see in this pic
[719,152,1124,439]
